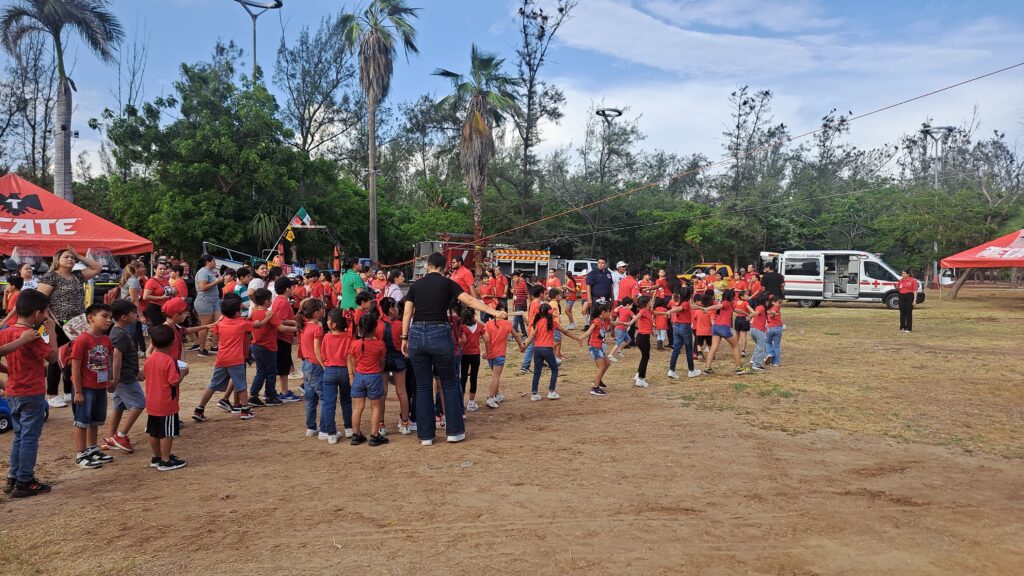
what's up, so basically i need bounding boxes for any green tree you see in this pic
[434,44,520,276]
[341,0,420,264]
[0,0,123,202]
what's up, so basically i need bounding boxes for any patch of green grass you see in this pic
[732,382,750,392]
[758,384,796,399]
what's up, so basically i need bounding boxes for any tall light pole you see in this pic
[919,124,957,288]
[233,0,283,82]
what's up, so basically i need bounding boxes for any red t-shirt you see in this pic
[167,323,185,362]
[451,267,474,294]
[388,318,403,350]
[635,308,654,335]
[654,306,669,330]
[293,284,307,301]
[546,276,562,289]
[171,278,188,300]
[298,322,323,362]
[4,289,18,326]
[618,276,638,302]
[484,319,512,359]
[734,300,752,317]
[693,310,712,336]
[144,351,181,417]
[615,306,634,328]
[271,296,295,343]
[565,278,578,301]
[0,324,53,396]
[639,279,654,295]
[71,331,113,390]
[751,305,768,331]
[144,277,169,298]
[212,316,252,367]
[733,279,749,293]
[898,277,918,294]
[479,282,496,307]
[748,281,763,297]
[531,317,560,348]
[493,274,508,300]
[461,324,483,356]
[526,298,541,326]
[693,279,706,293]
[714,300,734,326]
[350,338,385,374]
[671,300,692,324]
[767,304,783,328]
[588,318,608,348]
[655,278,671,298]
[321,331,352,367]
[251,308,279,351]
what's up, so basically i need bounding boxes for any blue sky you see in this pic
[42,0,1024,170]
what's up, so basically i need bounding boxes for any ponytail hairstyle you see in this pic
[677,285,693,302]
[532,303,554,332]
[359,311,378,350]
[721,289,735,303]
[118,263,136,288]
[380,296,396,319]
[296,298,324,331]
[326,307,348,333]
[460,306,476,326]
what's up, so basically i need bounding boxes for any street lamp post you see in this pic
[233,0,283,82]
[919,124,958,289]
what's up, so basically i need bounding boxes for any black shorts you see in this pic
[695,335,712,347]
[385,351,407,373]
[276,341,294,376]
[146,414,181,438]
[733,317,750,332]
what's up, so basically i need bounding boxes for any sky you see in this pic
[33,0,1024,171]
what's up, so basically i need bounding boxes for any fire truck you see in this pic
[411,235,597,285]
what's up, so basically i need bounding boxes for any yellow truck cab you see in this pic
[678,263,733,282]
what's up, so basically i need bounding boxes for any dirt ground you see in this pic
[2,289,1023,575]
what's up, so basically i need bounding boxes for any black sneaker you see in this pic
[76,453,102,469]
[216,399,232,413]
[239,407,254,420]
[192,407,207,422]
[368,434,389,446]
[350,432,367,446]
[150,457,161,468]
[209,346,219,353]
[264,395,283,406]
[168,455,186,466]
[89,449,113,464]
[598,381,607,388]
[230,404,243,414]
[157,459,187,471]
[590,387,607,396]
[248,396,266,407]
[197,349,211,357]
[10,478,51,498]
[3,476,16,494]
[188,344,201,351]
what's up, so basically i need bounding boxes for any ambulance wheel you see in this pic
[796,299,820,308]
[884,293,900,310]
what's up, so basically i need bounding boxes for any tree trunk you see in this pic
[472,183,484,280]
[949,267,975,299]
[55,76,73,201]
[367,100,379,264]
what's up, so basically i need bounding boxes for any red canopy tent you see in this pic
[940,229,1024,297]
[0,173,152,256]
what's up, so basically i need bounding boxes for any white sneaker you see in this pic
[547,391,561,400]
[568,323,576,330]
[305,429,317,437]
[318,432,329,441]
[421,438,434,446]
[530,393,543,401]
[634,379,650,388]
[467,400,479,412]
[408,421,417,432]
[634,373,641,383]
[398,422,411,435]
[447,433,466,443]
[494,393,505,403]
[486,397,500,409]
[344,428,354,438]
[687,369,703,378]
[667,370,679,379]
[327,434,339,445]
[608,355,619,363]
[48,396,68,408]
[556,357,563,366]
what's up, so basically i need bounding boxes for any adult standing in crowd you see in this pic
[401,252,505,446]
[118,263,146,354]
[585,257,614,323]
[247,262,269,299]
[36,246,102,408]
[18,262,38,290]
[194,255,229,357]
[449,256,477,298]
[611,260,627,301]
[897,269,919,333]
[384,269,404,303]
[761,263,786,302]
[340,259,366,310]
[492,266,509,312]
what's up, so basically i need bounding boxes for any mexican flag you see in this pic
[290,207,314,228]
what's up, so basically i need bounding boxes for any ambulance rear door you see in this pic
[781,252,824,302]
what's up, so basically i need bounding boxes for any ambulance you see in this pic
[759,250,925,309]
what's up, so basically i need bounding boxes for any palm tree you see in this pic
[341,0,419,264]
[434,45,520,277]
[1,0,123,203]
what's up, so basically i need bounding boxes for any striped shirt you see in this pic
[233,283,252,317]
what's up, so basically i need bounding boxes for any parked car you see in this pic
[678,263,733,281]
[0,396,49,433]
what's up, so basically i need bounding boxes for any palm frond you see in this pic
[0,3,48,57]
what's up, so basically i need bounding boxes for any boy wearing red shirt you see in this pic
[192,298,254,422]
[482,301,523,409]
[70,304,115,470]
[608,298,637,360]
[1,290,59,498]
[348,314,387,446]
[653,298,669,351]
[145,324,188,471]
[272,277,300,402]
[580,303,612,396]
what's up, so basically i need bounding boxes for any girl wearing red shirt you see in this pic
[296,299,326,438]
[482,300,525,408]
[653,298,669,351]
[459,308,485,412]
[694,289,749,376]
[748,293,770,370]
[347,314,388,446]
[380,298,411,435]
[608,297,638,360]
[580,303,613,396]
[320,308,354,441]
[564,275,578,330]
[633,295,655,387]
[765,296,784,366]
[733,295,753,359]
[666,287,701,378]
[522,303,582,401]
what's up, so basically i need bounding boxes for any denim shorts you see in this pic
[351,372,385,400]
[112,380,146,411]
[553,330,562,343]
[712,324,734,339]
[209,364,248,392]
[589,346,606,360]
[385,351,407,373]
[614,328,631,345]
[72,388,107,428]
[487,356,505,369]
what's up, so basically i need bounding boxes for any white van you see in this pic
[760,250,925,309]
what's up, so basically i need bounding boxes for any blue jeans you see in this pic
[750,328,767,368]
[321,366,352,435]
[512,311,527,337]
[670,323,695,372]
[409,322,464,441]
[302,360,324,431]
[766,326,783,365]
[7,395,46,482]
[520,341,534,372]
[249,344,278,398]
[531,346,559,394]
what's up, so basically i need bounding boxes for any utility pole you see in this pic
[919,125,957,289]
[233,1,283,82]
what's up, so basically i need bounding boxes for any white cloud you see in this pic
[644,0,840,32]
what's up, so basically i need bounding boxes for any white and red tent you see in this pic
[0,173,152,256]
[940,229,1024,297]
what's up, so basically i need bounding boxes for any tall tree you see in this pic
[0,0,123,202]
[341,0,419,264]
[8,34,56,187]
[434,44,520,277]
[513,0,574,218]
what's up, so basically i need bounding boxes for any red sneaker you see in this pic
[110,435,135,453]
[100,437,116,451]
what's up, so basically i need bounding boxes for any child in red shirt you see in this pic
[579,303,612,396]
[633,295,655,387]
[521,303,582,401]
[320,308,354,442]
[144,324,188,471]
[347,314,387,446]
[297,298,326,437]
[653,297,669,351]
[192,298,255,422]
[70,304,114,470]
[482,301,524,408]
[380,298,411,435]
[608,297,638,361]
[459,308,485,412]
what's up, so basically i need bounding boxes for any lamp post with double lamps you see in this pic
[233,0,283,81]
